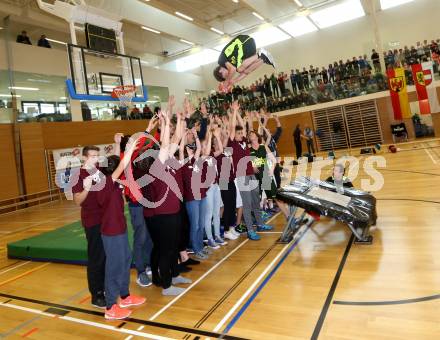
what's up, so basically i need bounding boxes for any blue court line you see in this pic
[222,226,311,335]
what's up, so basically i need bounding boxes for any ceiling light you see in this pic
[252,12,265,21]
[309,0,365,29]
[380,0,414,10]
[141,26,160,34]
[8,86,39,91]
[251,26,290,48]
[294,0,303,7]
[175,11,194,21]
[0,94,22,98]
[175,49,218,72]
[210,27,224,35]
[232,0,239,3]
[180,39,195,45]
[46,38,66,45]
[279,17,318,37]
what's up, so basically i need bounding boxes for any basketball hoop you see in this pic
[112,85,137,107]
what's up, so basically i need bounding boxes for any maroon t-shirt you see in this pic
[72,167,103,228]
[182,158,207,201]
[216,147,235,183]
[228,138,254,178]
[97,176,127,236]
[149,159,182,215]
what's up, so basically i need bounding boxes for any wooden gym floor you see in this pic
[0,139,439,339]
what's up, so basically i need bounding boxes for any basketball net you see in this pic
[112,85,137,107]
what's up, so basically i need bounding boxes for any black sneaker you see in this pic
[91,294,106,309]
[235,223,248,234]
[184,258,200,266]
[178,263,192,273]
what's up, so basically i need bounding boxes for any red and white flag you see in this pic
[412,62,440,114]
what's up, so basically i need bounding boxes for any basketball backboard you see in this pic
[66,44,148,103]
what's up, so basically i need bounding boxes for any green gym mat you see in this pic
[7,209,277,265]
[7,211,134,265]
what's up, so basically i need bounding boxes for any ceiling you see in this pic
[0,0,384,70]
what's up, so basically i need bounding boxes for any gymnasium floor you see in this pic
[0,139,439,340]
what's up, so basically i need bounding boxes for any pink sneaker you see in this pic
[105,304,132,320]
[119,295,146,308]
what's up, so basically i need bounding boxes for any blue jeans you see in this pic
[185,198,207,253]
[102,232,131,308]
[129,203,152,274]
[204,184,221,240]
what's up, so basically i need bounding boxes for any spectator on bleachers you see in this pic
[290,69,297,95]
[328,63,335,83]
[309,66,317,87]
[321,67,329,84]
[410,46,418,64]
[37,35,51,48]
[371,49,380,72]
[295,69,304,91]
[142,105,153,119]
[16,31,31,45]
[270,73,279,97]
[263,75,272,98]
[278,72,287,95]
[416,41,425,62]
[302,67,310,90]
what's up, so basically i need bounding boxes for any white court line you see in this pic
[0,302,174,340]
[213,230,297,333]
[148,212,281,322]
[424,147,438,164]
[0,261,30,276]
[149,238,249,321]
[124,325,145,340]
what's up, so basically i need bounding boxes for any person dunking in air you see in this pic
[213,35,275,93]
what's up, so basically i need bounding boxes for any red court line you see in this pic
[78,295,90,304]
[0,263,50,287]
[21,327,39,338]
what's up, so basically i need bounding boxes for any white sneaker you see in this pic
[258,48,276,68]
[224,231,238,240]
[231,229,241,237]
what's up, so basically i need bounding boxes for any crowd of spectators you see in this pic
[205,39,440,115]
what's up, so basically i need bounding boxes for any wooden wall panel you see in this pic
[41,120,149,150]
[19,123,48,194]
[267,111,315,157]
[0,125,20,200]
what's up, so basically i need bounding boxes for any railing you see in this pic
[0,188,63,215]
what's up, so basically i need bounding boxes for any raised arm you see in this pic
[114,133,124,156]
[229,101,239,141]
[203,128,213,156]
[213,127,224,157]
[263,127,272,148]
[272,115,282,143]
[158,111,171,163]
[193,127,201,160]
[179,129,187,162]
[112,136,139,181]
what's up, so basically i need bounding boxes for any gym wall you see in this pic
[5,86,440,200]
